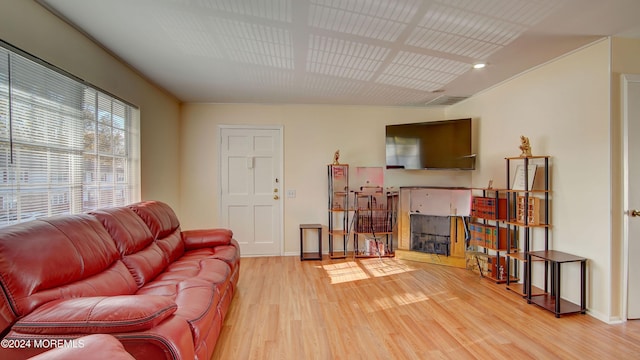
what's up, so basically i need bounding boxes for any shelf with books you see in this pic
[467,188,513,283]
[471,195,507,220]
[469,222,514,251]
[466,251,516,282]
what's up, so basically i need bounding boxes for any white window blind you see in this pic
[0,43,140,227]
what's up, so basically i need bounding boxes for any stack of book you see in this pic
[470,196,507,220]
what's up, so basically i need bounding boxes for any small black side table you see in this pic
[526,250,587,318]
[300,224,322,261]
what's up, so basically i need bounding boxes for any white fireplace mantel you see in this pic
[408,187,471,217]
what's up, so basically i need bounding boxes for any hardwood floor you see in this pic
[212,256,640,359]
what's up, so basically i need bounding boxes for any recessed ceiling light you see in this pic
[473,63,487,69]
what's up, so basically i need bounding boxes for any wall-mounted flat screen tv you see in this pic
[385,118,475,170]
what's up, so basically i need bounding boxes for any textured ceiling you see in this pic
[39,0,640,106]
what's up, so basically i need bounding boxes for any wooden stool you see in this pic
[300,224,322,260]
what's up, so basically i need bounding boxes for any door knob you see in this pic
[274,194,279,200]
[632,209,640,217]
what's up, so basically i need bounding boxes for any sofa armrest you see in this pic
[13,295,176,334]
[182,229,233,250]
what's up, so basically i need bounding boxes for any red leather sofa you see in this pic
[0,201,240,360]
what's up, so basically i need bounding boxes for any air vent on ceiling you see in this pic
[426,95,469,106]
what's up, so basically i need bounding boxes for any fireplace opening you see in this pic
[410,214,451,256]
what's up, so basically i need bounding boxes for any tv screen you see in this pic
[385,118,475,170]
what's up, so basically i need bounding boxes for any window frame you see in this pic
[0,40,140,227]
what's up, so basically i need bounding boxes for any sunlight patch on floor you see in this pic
[321,258,418,284]
[359,258,415,277]
[322,261,369,284]
[369,290,431,312]
[322,259,433,312]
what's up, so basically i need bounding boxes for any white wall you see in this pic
[180,103,476,254]
[448,39,613,321]
[0,1,183,211]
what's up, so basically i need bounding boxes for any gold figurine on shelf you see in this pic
[519,135,532,157]
[333,150,340,165]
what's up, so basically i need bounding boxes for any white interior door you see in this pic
[623,74,640,320]
[220,126,282,256]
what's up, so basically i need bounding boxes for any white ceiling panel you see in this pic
[181,0,293,22]
[217,19,294,69]
[359,84,436,105]
[154,11,225,59]
[303,74,365,98]
[237,67,296,88]
[408,3,526,58]
[309,0,421,41]
[439,0,561,26]
[36,0,640,106]
[377,51,468,91]
[307,35,389,81]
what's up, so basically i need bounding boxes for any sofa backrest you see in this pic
[0,215,138,335]
[90,207,169,288]
[128,201,185,263]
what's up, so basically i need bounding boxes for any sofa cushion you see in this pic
[136,278,223,354]
[0,215,129,333]
[30,261,138,311]
[13,295,177,334]
[128,201,181,240]
[128,201,186,263]
[91,207,169,287]
[210,244,240,270]
[121,244,168,287]
[173,243,240,290]
[155,255,231,289]
[90,207,155,255]
[157,230,185,264]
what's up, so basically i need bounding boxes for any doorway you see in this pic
[219,126,283,256]
[623,74,640,320]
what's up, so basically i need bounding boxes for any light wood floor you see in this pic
[211,256,640,360]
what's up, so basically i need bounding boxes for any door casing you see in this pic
[622,73,640,320]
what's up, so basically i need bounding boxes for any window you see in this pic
[0,42,140,228]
